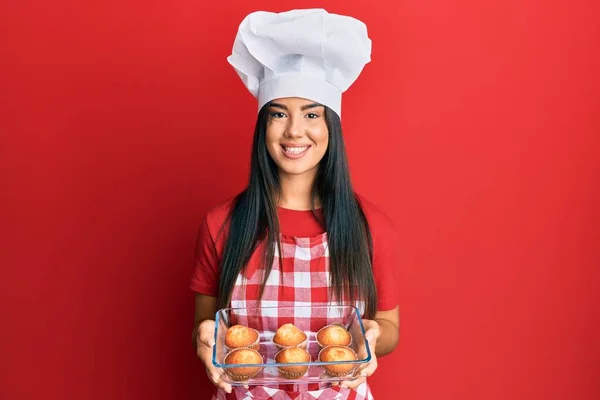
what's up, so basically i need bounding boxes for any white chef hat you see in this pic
[227,9,372,117]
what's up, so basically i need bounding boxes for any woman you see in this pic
[191,9,400,400]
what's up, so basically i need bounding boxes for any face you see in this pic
[265,97,329,178]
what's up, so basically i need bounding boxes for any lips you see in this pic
[282,145,310,155]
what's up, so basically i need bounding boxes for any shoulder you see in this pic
[203,196,236,237]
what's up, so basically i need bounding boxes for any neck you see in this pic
[277,170,320,211]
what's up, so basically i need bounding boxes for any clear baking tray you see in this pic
[212,305,371,386]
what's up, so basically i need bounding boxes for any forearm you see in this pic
[374,317,399,357]
[192,294,218,348]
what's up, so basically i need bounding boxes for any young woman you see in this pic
[190,9,400,400]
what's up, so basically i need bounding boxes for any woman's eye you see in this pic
[270,112,286,118]
[306,113,319,119]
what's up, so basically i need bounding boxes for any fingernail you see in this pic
[226,388,232,394]
[209,340,215,347]
[212,375,219,383]
[361,372,368,376]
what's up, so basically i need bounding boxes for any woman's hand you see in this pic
[196,320,232,394]
[339,319,381,389]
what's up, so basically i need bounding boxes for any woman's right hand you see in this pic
[196,319,232,394]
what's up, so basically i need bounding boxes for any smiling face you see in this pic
[265,97,329,180]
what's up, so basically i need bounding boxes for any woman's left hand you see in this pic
[339,319,381,389]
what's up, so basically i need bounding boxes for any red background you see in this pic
[1,0,599,399]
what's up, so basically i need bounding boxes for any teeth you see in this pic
[283,146,308,155]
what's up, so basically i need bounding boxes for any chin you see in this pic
[280,168,313,176]
[276,161,317,176]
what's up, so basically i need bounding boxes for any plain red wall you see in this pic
[1,0,598,399]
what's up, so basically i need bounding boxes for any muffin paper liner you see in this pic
[225,369,262,381]
[277,367,309,380]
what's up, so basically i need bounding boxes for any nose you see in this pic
[285,115,304,138]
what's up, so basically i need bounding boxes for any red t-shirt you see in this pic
[190,195,400,311]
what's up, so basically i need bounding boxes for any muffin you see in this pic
[272,323,308,350]
[318,345,358,377]
[224,348,263,381]
[275,347,311,379]
[316,324,352,348]
[224,324,260,350]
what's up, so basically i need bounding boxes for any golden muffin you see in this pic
[224,324,260,350]
[272,323,307,350]
[275,347,311,379]
[224,348,263,381]
[316,324,352,348]
[318,345,358,377]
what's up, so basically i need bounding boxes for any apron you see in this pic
[212,232,374,400]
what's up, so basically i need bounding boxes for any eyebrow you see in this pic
[269,102,324,111]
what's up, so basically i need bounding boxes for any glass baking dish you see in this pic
[212,305,372,386]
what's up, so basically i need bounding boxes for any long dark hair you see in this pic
[216,103,377,318]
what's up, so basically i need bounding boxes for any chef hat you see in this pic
[227,9,372,117]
